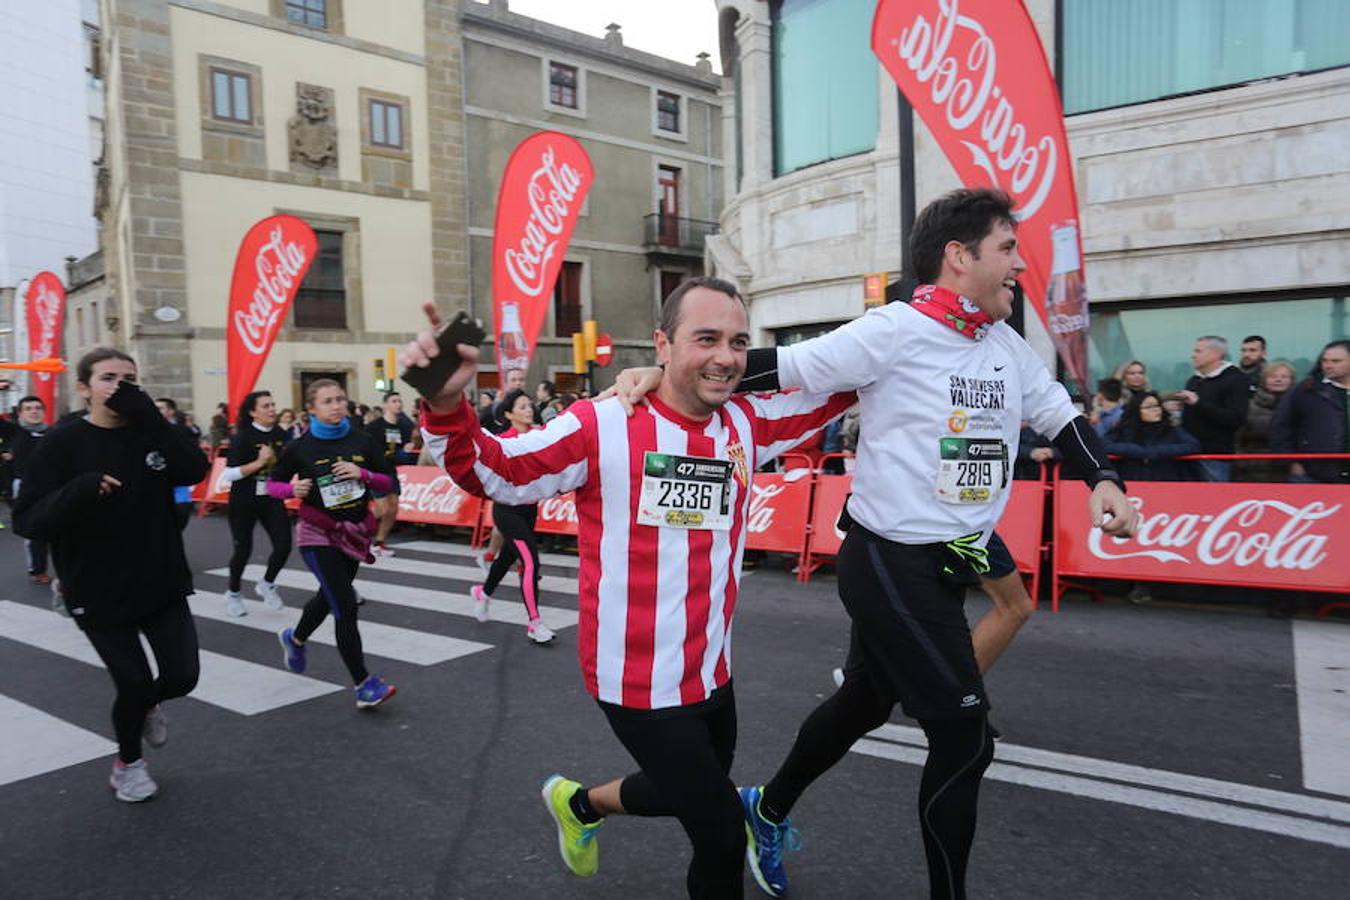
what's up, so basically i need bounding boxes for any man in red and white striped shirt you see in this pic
[404,277,853,899]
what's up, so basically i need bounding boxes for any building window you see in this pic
[549,62,578,109]
[1062,0,1350,114]
[210,67,251,123]
[656,90,681,133]
[771,0,878,176]
[553,261,584,337]
[293,231,346,329]
[286,0,327,29]
[368,99,403,150]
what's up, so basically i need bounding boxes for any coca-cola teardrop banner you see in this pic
[226,215,317,414]
[491,132,594,377]
[873,0,1090,392]
[24,272,66,424]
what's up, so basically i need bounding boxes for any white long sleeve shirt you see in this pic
[777,301,1077,546]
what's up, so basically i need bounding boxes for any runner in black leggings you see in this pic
[14,347,210,802]
[221,390,291,616]
[269,378,398,708]
[468,389,554,644]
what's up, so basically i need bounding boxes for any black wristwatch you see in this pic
[1086,468,1126,492]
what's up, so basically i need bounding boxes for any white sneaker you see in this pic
[224,590,246,617]
[109,759,158,802]
[143,705,168,749]
[527,620,555,644]
[372,544,395,558]
[831,667,845,689]
[476,551,493,574]
[255,581,284,611]
[470,585,490,623]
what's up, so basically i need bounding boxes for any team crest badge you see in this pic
[726,439,749,488]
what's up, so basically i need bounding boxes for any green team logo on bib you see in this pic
[935,437,1008,505]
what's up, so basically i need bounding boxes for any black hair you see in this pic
[76,347,135,386]
[659,275,745,338]
[383,391,401,403]
[18,395,45,409]
[1311,339,1350,381]
[1241,335,1266,349]
[237,390,271,424]
[1110,390,1173,443]
[909,188,1016,284]
[499,388,531,424]
[1096,378,1122,403]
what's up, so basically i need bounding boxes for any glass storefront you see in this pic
[1062,0,1350,114]
[1086,293,1348,391]
[772,0,878,176]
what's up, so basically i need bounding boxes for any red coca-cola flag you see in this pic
[226,215,317,414]
[491,132,594,378]
[24,272,66,423]
[873,0,1090,393]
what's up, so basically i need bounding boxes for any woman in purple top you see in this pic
[268,379,398,708]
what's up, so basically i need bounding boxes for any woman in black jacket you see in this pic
[1103,391,1203,482]
[14,348,210,803]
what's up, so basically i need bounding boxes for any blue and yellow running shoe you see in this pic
[541,774,603,877]
[740,785,800,898]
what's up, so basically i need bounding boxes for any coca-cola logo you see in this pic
[747,483,785,534]
[503,147,583,298]
[1088,498,1339,571]
[398,473,468,517]
[234,226,309,355]
[30,282,62,383]
[539,494,578,524]
[893,0,1056,220]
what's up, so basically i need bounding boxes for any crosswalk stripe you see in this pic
[1293,620,1350,798]
[0,601,342,715]
[0,694,117,787]
[189,593,493,666]
[209,565,579,631]
[393,539,580,571]
[349,553,580,595]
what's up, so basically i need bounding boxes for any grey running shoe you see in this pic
[143,705,168,749]
[109,759,158,802]
[224,590,246,617]
[470,585,490,623]
[255,581,285,612]
[527,620,556,644]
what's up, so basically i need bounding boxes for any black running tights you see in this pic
[295,546,367,685]
[600,692,745,900]
[227,497,292,592]
[485,503,541,620]
[82,600,200,764]
[761,673,994,900]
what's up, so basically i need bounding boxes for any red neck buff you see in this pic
[909,284,995,340]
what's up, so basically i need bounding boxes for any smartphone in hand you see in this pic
[400,310,486,401]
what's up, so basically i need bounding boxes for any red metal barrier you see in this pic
[1051,472,1349,610]
[744,471,815,579]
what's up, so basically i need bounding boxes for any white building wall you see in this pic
[0,0,99,287]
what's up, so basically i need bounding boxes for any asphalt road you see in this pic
[1,514,1346,899]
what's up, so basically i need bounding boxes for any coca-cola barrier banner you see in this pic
[744,473,814,554]
[1054,481,1349,594]
[24,272,66,424]
[872,0,1090,393]
[395,466,483,529]
[227,215,317,414]
[491,132,594,376]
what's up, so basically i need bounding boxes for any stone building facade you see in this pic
[98,0,467,415]
[95,0,722,417]
[461,1,722,390]
[713,0,1349,389]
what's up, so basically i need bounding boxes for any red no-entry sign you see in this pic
[594,333,614,367]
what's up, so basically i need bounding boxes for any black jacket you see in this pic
[1103,426,1204,482]
[13,413,210,628]
[1181,365,1251,453]
[1270,378,1349,483]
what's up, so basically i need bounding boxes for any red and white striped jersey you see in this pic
[422,390,855,709]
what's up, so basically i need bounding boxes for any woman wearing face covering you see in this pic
[1102,391,1203,482]
[13,348,210,802]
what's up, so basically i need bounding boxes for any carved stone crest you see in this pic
[289,83,337,170]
